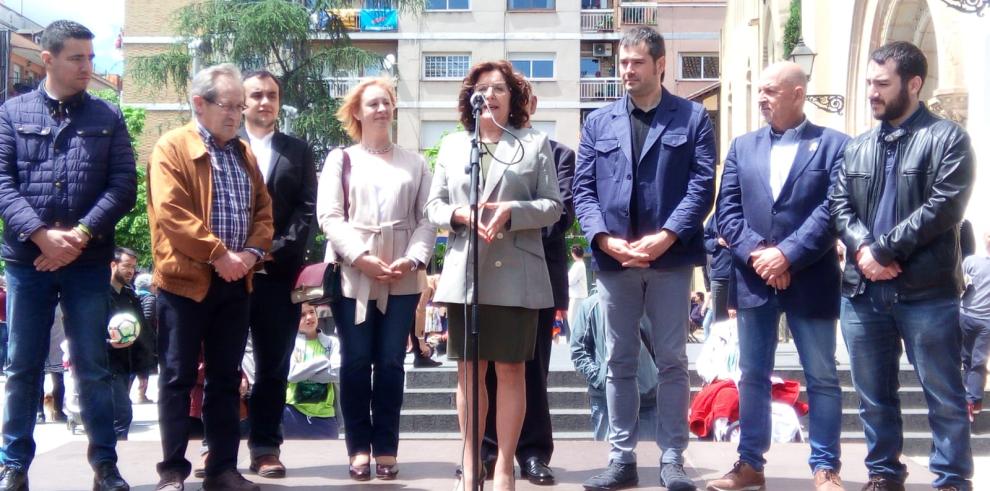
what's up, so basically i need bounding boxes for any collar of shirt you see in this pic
[247,130,274,148]
[196,121,238,153]
[247,130,275,183]
[626,93,661,117]
[879,102,925,141]
[768,116,809,146]
[39,80,85,121]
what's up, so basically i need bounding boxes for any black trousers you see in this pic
[710,278,730,322]
[247,273,301,458]
[481,306,554,464]
[156,276,250,479]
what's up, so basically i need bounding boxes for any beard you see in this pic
[113,270,132,287]
[871,84,912,122]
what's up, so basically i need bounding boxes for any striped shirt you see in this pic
[197,123,252,253]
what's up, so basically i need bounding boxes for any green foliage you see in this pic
[422,123,463,171]
[782,0,802,59]
[129,0,424,155]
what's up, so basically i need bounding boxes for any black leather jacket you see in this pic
[829,105,974,301]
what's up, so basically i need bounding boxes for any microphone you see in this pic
[470,92,486,112]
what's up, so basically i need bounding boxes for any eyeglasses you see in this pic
[205,98,248,113]
[473,83,509,96]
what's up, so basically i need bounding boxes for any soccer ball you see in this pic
[108,312,140,349]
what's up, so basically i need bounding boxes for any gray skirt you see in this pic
[444,303,538,363]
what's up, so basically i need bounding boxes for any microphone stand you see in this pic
[463,99,483,491]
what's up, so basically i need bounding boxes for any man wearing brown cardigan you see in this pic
[147,63,273,491]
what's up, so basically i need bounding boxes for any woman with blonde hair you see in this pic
[426,61,562,491]
[316,77,436,481]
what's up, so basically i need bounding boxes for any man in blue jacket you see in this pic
[574,26,716,491]
[710,62,848,491]
[0,20,136,491]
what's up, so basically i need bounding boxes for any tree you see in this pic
[130,0,423,156]
[782,0,802,58]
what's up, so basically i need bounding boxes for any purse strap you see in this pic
[340,148,352,222]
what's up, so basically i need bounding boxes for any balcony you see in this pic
[620,2,658,26]
[581,9,615,32]
[325,77,361,98]
[580,78,624,101]
[313,1,399,32]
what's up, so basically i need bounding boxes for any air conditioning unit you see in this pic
[592,43,612,57]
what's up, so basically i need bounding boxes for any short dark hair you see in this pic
[620,26,666,61]
[113,247,138,263]
[570,245,585,258]
[242,69,283,99]
[458,60,531,132]
[41,20,94,56]
[871,41,928,88]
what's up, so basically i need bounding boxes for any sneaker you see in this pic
[93,461,130,491]
[154,470,183,491]
[583,461,638,490]
[860,475,905,491]
[814,468,844,491]
[661,462,698,491]
[0,466,28,491]
[706,461,763,491]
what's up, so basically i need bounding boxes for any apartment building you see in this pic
[123,0,724,156]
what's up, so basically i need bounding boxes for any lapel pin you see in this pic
[809,141,819,153]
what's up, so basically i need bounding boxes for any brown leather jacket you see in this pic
[147,122,273,301]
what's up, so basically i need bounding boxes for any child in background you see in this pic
[282,302,341,439]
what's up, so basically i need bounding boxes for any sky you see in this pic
[14,0,125,75]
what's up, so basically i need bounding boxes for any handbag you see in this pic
[291,149,351,305]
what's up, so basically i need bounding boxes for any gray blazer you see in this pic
[426,127,563,309]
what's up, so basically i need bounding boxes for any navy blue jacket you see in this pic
[703,215,732,281]
[574,89,716,271]
[0,86,136,265]
[716,122,848,318]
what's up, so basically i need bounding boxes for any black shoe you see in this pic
[201,469,259,491]
[521,457,555,485]
[0,466,28,491]
[659,463,696,491]
[861,474,906,491]
[154,470,183,491]
[413,357,442,368]
[583,461,638,490]
[93,461,129,491]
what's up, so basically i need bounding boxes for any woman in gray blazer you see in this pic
[425,60,562,491]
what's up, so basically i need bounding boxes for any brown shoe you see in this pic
[202,469,259,491]
[249,454,286,478]
[706,461,765,491]
[814,468,845,491]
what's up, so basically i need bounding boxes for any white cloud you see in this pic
[17,0,124,75]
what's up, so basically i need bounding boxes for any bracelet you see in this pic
[74,223,92,238]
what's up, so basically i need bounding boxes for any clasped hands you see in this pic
[855,245,901,282]
[749,247,791,290]
[213,251,259,282]
[597,230,677,268]
[31,228,89,272]
[451,202,512,243]
[352,254,416,283]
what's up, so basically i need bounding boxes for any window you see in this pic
[426,0,470,10]
[509,54,555,80]
[508,0,555,10]
[424,54,471,80]
[421,121,461,151]
[679,54,719,80]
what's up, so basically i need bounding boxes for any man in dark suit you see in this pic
[710,62,849,491]
[575,26,716,491]
[240,70,317,478]
[480,92,574,486]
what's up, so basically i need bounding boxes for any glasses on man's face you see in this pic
[206,98,248,113]
[473,83,509,96]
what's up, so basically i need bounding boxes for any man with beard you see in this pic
[106,247,153,441]
[237,70,317,478]
[830,41,974,491]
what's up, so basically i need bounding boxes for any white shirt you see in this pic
[568,260,588,299]
[768,118,808,201]
[247,130,275,184]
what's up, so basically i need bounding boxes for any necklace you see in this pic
[362,142,393,154]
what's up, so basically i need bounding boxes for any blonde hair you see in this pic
[335,77,397,142]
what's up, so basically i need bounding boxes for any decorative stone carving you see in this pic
[928,91,968,126]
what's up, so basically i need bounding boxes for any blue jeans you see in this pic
[0,321,8,373]
[736,295,842,473]
[332,294,418,457]
[1,261,116,470]
[841,283,972,489]
[959,313,990,405]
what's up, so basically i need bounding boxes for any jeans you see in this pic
[1,261,116,471]
[0,321,8,373]
[247,273,301,460]
[110,368,133,439]
[590,393,657,443]
[332,294,418,457]
[597,266,691,465]
[841,283,972,489]
[156,276,251,480]
[736,295,842,473]
[960,313,990,405]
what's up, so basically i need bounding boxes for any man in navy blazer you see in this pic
[710,62,848,491]
[575,27,715,491]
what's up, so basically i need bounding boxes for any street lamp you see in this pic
[786,37,844,115]
[787,37,816,79]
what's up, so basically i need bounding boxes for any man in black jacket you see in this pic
[107,247,153,441]
[239,70,317,478]
[830,41,974,491]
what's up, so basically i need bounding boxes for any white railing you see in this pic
[581,9,615,32]
[620,2,658,26]
[325,77,361,98]
[580,78,624,101]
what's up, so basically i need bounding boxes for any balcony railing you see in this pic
[580,78,624,101]
[326,77,361,98]
[620,2,658,26]
[581,9,615,32]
